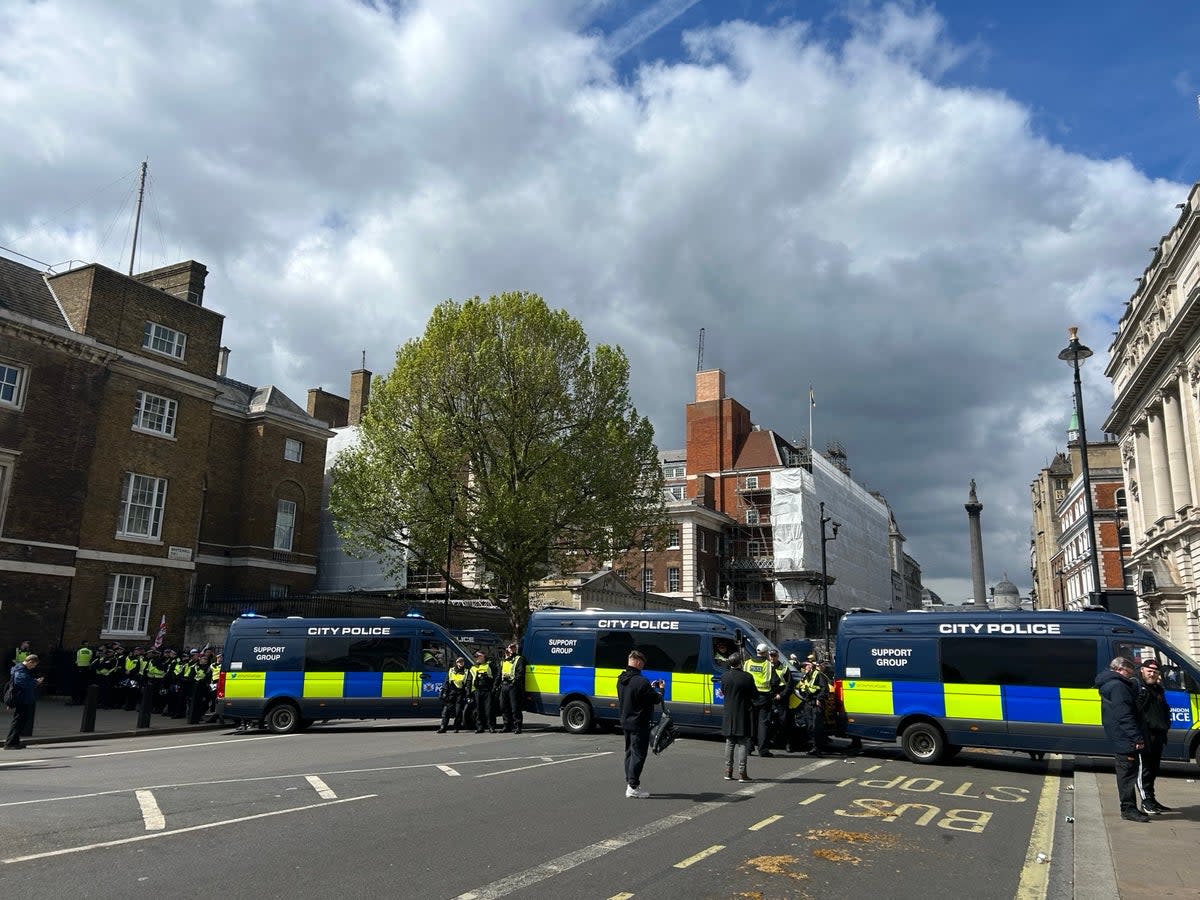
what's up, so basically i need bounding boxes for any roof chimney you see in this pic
[695,369,725,402]
[134,260,208,306]
[348,369,372,426]
[217,346,230,377]
[307,387,349,428]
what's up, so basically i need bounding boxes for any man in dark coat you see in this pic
[1135,659,1173,813]
[5,654,43,750]
[720,653,755,782]
[1096,656,1149,822]
[498,643,526,734]
[616,649,664,798]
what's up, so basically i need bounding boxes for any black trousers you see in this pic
[5,702,32,747]
[1138,731,1167,803]
[1114,750,1143,813]
[754,696,773,752]
[500,683,524,731]
[624,726,651,788]
[473,690,495,731]
[440,696,466,730]
[804,700,827,749]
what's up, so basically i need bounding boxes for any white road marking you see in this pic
[799,793,825,805]
[76,735,282,758]
[135,790,165,831]
[608,893,634,900]
[475,752,612,778]
[748,815,782,831]
[437,765,461,777]
[453,758,834,899]
[674,845,725,868]
[0,759,50,767]
[304,775,337,799]
[0,754,608,809]
[1,795,377,864]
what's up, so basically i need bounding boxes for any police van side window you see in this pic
[1116,642,1197,692]
[304,638,412,672]
[419,640,449,671]
[940,638,1096,688]
[233,639,303,671]
[595,631,700,672]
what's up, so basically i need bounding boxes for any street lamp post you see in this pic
[642,534,651,610]
[1059,327,1103,605]
[819,501,840,659]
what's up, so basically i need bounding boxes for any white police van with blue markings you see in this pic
[836,608,1200,764]
[521,607,779,733]
[219,613,471,733]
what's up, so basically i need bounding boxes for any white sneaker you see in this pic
[625,786,650,799]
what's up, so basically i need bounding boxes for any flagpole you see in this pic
[808,385,814,454]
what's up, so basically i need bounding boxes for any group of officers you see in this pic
[437,643,527,735]
[68,641,221,721]
[718,640,833,757]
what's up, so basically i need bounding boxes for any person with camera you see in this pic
[616,649,664,798]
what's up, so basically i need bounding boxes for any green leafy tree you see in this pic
[329,291,667,637]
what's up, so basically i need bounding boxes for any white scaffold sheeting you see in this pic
[770,454,893,612]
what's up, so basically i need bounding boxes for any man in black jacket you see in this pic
[720,654,755,782]
[1096,656,1149,822]
[616,650,664,798]
[498,643,526,734]
[1135,659,1173,813]
[469,651,498,734]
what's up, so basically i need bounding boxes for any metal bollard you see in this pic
[136,681,153,729]
[80,684,99,733]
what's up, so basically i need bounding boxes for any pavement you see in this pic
[7,698,1200,898]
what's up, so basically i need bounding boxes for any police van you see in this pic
[521,607,779,733]
[219,614,471,733]
[836,608,1200,764]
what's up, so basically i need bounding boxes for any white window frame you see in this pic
[667,526,681,549]
[117,472,168,540]
[142,321,187,360]
[744,475,759,489]
[698,531,707,553]
[0,360,28,411]
[274,499,297,551]
[666,485,685,501]
[667,567,681,592]
[663,463,685,479]
[746,508,760,525]
[103,574,153,635]
[284,438,304,463]
[0,449,17,536]
[132,390,178,438]
[642,568,654,594]
[269,583,290,598]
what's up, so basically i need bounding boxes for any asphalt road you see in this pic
[0,719,1074,899]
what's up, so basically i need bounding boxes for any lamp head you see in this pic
[1058,326,1093,366]
[832,522,841,539]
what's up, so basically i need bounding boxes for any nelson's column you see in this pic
[965,480,987,604]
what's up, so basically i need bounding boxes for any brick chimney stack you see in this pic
[134,261,208,306]
[348,369,372,426]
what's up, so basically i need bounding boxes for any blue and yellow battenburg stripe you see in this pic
[224,671,445,700]
[525,665,723,705]
[844,680,1199,730]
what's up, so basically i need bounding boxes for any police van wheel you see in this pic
[562,700,594,734]
[264,702,301,735]
[900,722,945,764]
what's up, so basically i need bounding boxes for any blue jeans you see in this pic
[724,736,750,774]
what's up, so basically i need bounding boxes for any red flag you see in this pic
[153,614,167,649]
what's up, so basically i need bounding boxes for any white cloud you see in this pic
[0,0,1185,597]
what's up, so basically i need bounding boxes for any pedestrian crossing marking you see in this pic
[305,775,338,799]
[135,790,164,831]
[437,765,461,777]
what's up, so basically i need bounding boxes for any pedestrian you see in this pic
[469,650,498,733]
[498,642,526,734]
[720,653,755,782]
[616,649,665,798]
[743,643,778,757]
[1096,656,1149,822]
[437,657,470,733]
[798,656,832,756]
[1135,659,1173,814]
[5,653,43,749]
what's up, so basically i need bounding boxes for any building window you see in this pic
[666,485,685,501]
[744,475,759,489]
[667,527,681,549]
[667,567,680,592]
[132,390,178,437]
[747,582,762,601]
[746,508,759,525]
[663,463,685,479]
[698,531,707,553]
[0,449,15,535]
[269,583,289,598]
[284,438,304,463]
[103,574,153,634]
[142,321,187,359]
[274,499,297,551]
[642,568,654,594]
[0,360,28,410]
[617,567,630,581]
[747,539,770,558]
[117,473,167,540]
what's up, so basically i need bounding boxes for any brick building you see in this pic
[0,254,330,663]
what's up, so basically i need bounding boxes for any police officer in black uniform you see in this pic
[437,657,470,733]
[469,650,498,733]
[499,643,526,734]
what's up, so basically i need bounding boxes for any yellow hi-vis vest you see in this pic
[76,647,93,667]
[448,670,468,689]
[744,657,772,692]
[501,657,521,681]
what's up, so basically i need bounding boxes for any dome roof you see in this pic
[994,577,1019,597]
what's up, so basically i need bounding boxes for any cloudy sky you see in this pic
[3,0,1198,603]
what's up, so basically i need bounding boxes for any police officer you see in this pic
[144,649,168,714]
[122,646,146,711]
[437,657,470,733]
[798,655,831,756]
[744,643,779,757]
[469,650,498,733]
[499,643,526,734]
[93,646,120,708]
[768,649,792,751]
[70,641,94,705]
[12,640,32,667]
